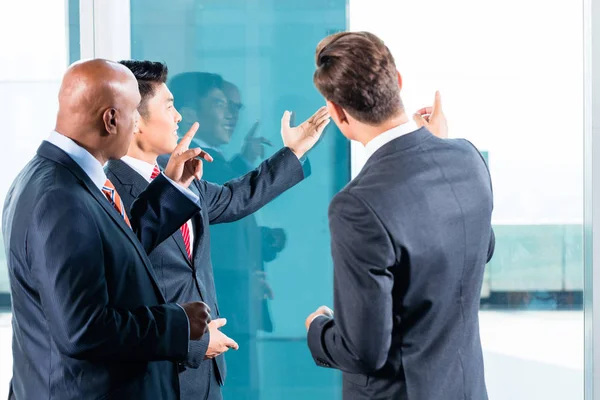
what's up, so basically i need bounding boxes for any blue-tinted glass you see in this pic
[131,1,348,398]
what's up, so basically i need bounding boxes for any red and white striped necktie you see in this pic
[102,179,132,228]
[151,165,192,259]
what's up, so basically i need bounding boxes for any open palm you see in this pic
[280,106,330,159]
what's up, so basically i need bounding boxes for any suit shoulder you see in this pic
[329,188,370,217]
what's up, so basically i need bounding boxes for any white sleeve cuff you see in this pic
[161,172,199,203]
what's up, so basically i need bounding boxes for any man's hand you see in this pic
[254,271,274,300]
[205,318,239,359]
[241,121,273,163]
[413,91,448,138]
[281,107,330,159]
[164,122,214,187]
[305,305,334,331]
[181,301,211,340]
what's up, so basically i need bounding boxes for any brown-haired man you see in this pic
[304,32,495,400]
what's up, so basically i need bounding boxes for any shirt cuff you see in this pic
[176,303,191,352]
[161,172,199,203]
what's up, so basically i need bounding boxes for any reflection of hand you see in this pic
[164,122,214,187]
[281,107,330,159]
[413,91,448,139]
[305,306,334,331]
[241,121,273,163]
[204,318,239,359]
[254,271,274,300]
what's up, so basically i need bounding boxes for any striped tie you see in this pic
[102,179,131,228]
[151,165,192,259]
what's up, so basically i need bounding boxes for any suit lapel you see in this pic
[38,143,166,302]
[112,159,195,269]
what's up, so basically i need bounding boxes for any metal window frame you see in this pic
[79,0,131,60]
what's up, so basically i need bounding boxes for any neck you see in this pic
[357,112,410,146]
[55,124,109,165]
[126,146,158,165]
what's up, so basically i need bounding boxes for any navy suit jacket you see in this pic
[3,141,200,400]
[308,129,495,400]
[105,147,307,400]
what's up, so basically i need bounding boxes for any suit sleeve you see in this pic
[307,191,396,374]
[184,330,210,369]
[27,189,190,362]
[202,147,309,224]
[462,139,495,263]
[487,228,495,263]
[129,173,200,254]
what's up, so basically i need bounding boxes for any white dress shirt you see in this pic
[364,120,420,161]
[46,131,108,191]
[122,155,195,257]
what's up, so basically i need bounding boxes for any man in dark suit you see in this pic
[105,61,330,400]
[2,59,212,400]
[305,32,495,400]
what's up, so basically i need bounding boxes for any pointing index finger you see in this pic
[175,122,200,153]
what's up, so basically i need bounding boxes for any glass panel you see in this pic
[0,0,79,394]
[350,0,584,399]
[131,1,348,398]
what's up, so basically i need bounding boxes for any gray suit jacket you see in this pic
[308,128,494,400]
[106,147,308,400]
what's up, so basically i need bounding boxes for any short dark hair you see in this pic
[118,60,168,116]
[168,72,224,112]
[313,31,402,125]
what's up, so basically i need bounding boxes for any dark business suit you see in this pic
[308,128,495,400]
[106,147,307,400]
[2,141,200,399]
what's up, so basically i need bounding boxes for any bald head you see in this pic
[55,59,142,163]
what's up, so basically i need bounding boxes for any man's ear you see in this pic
[326,100,348,125]
[397,70,403,90]
[102,108,118,135]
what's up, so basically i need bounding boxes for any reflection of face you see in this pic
[114,77,142,159]
[197,88,234,146]
[136,83,182,156]
[222,83,243,133]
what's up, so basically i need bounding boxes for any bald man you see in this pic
[2,59,213,400]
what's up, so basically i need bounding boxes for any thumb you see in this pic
[226,337,240,350]
[413,113,428,128]
[432,91,443,116]
[210,318,227,329]
[280,111,291,130]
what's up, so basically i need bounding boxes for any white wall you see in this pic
[349,0,584,225]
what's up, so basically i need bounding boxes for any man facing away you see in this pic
[105,61,330,400]
[2,59,212,400]
[304,32,495,400]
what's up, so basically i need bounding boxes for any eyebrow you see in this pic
[166,97,174,103]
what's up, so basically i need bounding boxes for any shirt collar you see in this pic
[121,155,157,182]
[45,131,107,191]
[364,120,419,160]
